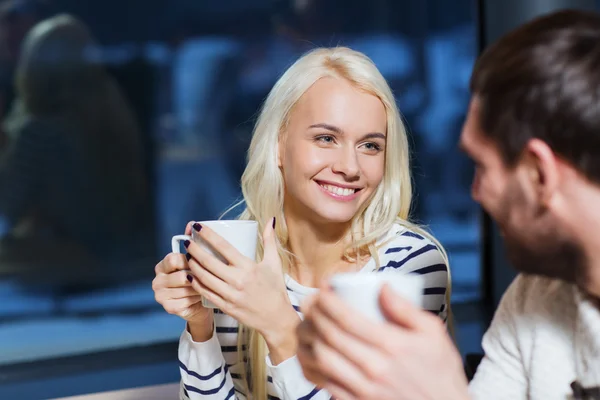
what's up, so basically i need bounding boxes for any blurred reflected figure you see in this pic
[0,0,48,147]
[0,14,152,286]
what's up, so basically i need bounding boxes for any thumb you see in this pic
[379,284,429,331]
[262,217,279,264]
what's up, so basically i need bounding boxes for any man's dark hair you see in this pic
[471,9,600,184]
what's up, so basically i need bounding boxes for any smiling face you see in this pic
[278,77,387,225]
[460,98,583,283]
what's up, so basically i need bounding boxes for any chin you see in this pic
[504,233,583,284]
[312,207,357,225]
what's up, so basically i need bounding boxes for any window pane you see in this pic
[0,0,479,366]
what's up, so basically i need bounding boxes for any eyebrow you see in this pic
[309,123,342,133]
[308,123,386,141]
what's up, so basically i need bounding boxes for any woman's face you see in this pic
[279,77,387,225]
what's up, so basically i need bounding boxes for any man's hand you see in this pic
[296,283,470,400]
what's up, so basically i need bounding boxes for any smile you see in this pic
[316,181,362,201]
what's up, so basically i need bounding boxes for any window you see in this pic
[0,0,479,382]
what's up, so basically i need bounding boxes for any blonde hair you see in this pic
[229,47,452,399]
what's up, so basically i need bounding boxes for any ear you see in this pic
[523,138,560,206]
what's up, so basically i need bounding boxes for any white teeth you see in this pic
[320,184,356,197]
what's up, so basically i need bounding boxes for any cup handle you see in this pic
[171,234,192,253]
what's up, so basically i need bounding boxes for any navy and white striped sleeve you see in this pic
[266,354,331,400]
[260,294,331,400]
[178,322,244,400]
[378,232,449,320]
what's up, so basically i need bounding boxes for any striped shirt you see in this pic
[178,224,449,399]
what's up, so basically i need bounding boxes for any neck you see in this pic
[284,210,359,288]
[564,183,600,301]
[581,233,600,301]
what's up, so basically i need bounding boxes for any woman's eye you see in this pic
[363,142,381,151]
[316,135,335,144]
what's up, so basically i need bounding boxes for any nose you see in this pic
[332,147,360,180]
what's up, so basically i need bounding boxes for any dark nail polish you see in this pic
[185,253,192,261]
[184,240,190,248]
[187,274,193,283]
[272,217,276,229]
[193,223,202,232]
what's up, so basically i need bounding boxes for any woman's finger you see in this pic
[186,241,238,284]
[154,269,192,290]
[163,296,203,315]
[155,253,189,275]
[155,286,197,304]
[188,258,234,300]
[184,221,195,235]
[164,286,198,299]
[188,274,228,311]
[192,223,249,268]
[187,243,242,292]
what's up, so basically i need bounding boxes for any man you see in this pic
[296,9,600,400]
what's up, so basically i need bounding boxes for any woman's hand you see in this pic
[185,218,300,363]
[152,222,214,341]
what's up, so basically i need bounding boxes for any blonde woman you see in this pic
[152,47,451,400]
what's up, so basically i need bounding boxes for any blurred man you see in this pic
[296,9,600,400]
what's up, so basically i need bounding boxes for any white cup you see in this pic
[329,272,424,322]
[171,220,258,308]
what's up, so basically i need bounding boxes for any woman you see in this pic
[153,47,450,400]
[0,14,151,286]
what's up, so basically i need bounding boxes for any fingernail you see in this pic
[185,253,192,261]
[272,217,276,229]
[193,223,202,232]
[187,274,193,283]
[184,240,190,248]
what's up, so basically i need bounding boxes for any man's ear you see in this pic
[523,138,560,206]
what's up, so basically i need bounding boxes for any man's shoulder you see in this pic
[470,274,580,399]
[500,274,577,320]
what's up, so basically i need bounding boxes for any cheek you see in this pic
[283,144,331,179]
[360,155,385,186]
[487,179,531,231]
